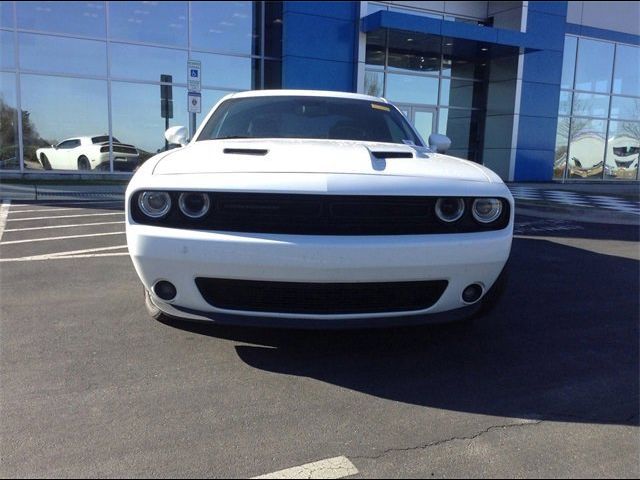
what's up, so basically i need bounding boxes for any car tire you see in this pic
[144,287,175,323]
[78,156,91,170]
[40,154,52,170]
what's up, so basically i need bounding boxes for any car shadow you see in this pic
[159,223,639,427]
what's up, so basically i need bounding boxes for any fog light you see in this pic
[462,283,483,303]
[153,280,177,301]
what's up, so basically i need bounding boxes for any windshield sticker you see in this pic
[371,103,390,111]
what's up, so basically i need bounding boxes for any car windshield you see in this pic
[91,135,121,144]
[196,96,423,146]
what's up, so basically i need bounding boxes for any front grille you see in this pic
[130,192,511,234]
[194,278,448,315]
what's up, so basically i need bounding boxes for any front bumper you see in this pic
[127,223,512,325]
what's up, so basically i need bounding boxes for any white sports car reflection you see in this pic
[36,135,139,171]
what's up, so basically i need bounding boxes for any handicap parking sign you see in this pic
[187,60,201,92]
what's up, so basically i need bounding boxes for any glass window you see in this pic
[437,108,482,161]
[439,78,483,109]
[605,120,639,180]
[554,116,570,179]
[567,118,606,179]
[442,40,488,80]
[1,29,15,69]
[385,73,438,105]
[191,1,258,55]
[191,52,251,89]
[16,1,106,38]
[110,43,187,83]
[20,74,108,171]
[0,71,19,170]
[364,70,384,97]
[264,1,282,58]
[613,44,640,96]
[111,81,188,163]
[199,88,232,123]
[387,30,441,74]
[610,96,640,121]
[109,1,187,47]
[263,59,281,89]
[572,92,610,118]
[559,91,572,116]
[19,33,106,77]
[560,36,577,90]
[575,38,615,93]
[1,1,15,28]
[365,30,386,67]
[197,96,423,146]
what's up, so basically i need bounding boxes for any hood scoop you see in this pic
[223,148,268,156]
[370,151,414,159]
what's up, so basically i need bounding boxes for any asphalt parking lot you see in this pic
[0,196,638,478]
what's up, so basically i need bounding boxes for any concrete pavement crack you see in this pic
[351,420,544,461]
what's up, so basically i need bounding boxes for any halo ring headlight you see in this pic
[178,192,210,219]
[138,191,171,218]
[435,197,465,223]
[472,198,502,223]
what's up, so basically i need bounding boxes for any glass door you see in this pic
[397,105,437,143]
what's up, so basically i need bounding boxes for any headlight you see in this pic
[138,191,171,218]
[435,197,465,223]
[472,198,502,223]
[178,192,210,218]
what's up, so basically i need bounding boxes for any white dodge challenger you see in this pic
[126,90,514,328]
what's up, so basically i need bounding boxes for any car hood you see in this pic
[153,139,493,183]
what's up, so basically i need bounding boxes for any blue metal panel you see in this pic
[283,12,357,63]
[285,1,358,21]
[281,1,358,92]
[361,10,540,49]
[282,57,355,91]
[527,1,568,17]
[565,23,640,45]
[519,82,562,118]
[522,49,563,85]
[517,116,558,151]
[525,11,566,52]
[514,149,555,181]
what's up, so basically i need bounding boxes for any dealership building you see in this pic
[0,0,638,182]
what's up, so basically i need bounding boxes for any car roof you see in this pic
[226,89,389,103]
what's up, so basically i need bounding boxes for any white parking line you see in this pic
[7,212,123,222]
[0,199,11,241]
[0,231,125,245]
[8,206,121,214]
[0,245,128,262]
[4,221,125,232]
[252,456,358,480]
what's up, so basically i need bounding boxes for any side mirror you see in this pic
[51,144,57,149]
[428,133,451,154]
[164,126,189,147]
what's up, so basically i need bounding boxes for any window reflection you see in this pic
[110,43,187,83]
[386,73,438,105]
[438,108,481,161]
[560,36,577,90]
[0,72,18,170]
[387,30,441,74]
[19,33,106,76]
[264,1,282,58]
[558,91,572,116]
[364,70,384,97]
[575,38,614,93]
[572,92,610,118]
[613,44,640,97]
[191,1,258,55]
[191,52,251,89]
[263,59,281,89]
[1,30,15,69]
[1,1,15,28]
[610,96,640,121]
[17,1,105,38]
[20,74,108,172]
[440,78,482,109]
[365,30,386,66]
[554,116,570,179]
[111,81,187,163]
[442,39,488,80]
[605,121,639,180]
[109,1,187,47]
[567,118,606,179]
